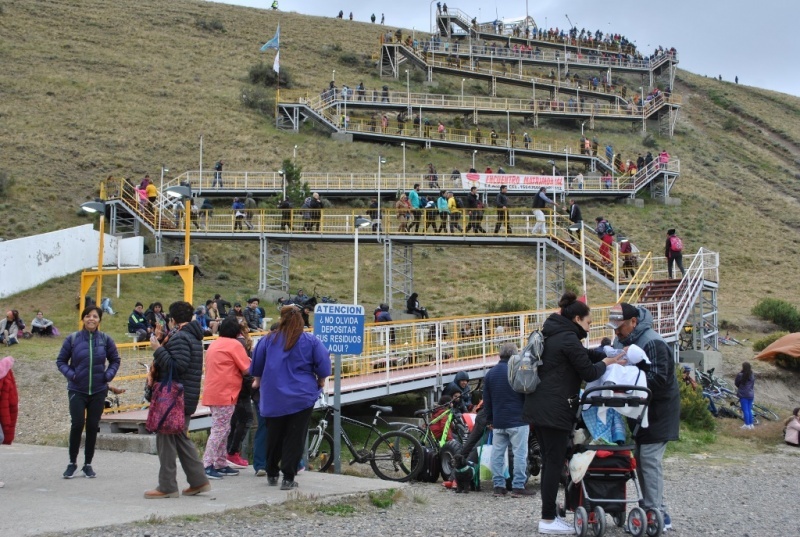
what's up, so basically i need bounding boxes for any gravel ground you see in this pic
[36,448,800,537]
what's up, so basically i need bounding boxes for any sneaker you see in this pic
[280,479,299,490]
[144,489,179,499]
[267,476,279,486]
[511,487,537,497]
[217,466,239,476]
[81,464,96,478]
[663,513,672,530]
[255,469,267,477]
[182,482,211,496]
[492,486,508,497]
[205,466,224,480]
[63,463,78,479]
[226,453,248,469]
[538,517,576,535]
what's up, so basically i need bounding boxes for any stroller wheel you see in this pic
[645,508,663,537]
[627,507,647,537]
[591,506,606,537]
[574,506,589,537]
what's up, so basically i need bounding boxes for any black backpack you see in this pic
[414,447,441,483]
[455,197,465,209]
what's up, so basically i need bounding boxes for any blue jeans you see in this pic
[252,401,268,472]
[490,424,529,489]
[740,397,754,426]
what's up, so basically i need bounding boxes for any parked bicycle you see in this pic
[401,400,471,480]
[306,404,423,482]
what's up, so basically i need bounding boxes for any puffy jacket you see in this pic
[483,360,525,430]
[735,371,755,399]
[56,329,121,395]
[612,306,680,444]
[128,310,147,333]
[523,313,606,431]
[243,306,262,331]
[443,371,472,413]
[0,356,18,444]
[153,321,205,415]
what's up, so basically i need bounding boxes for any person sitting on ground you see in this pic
[428,395,456,444]
[374,303,392,323]
[31,311,56,337]
[128,302,150,336]
[785,408,800,447]
[406,292,429,319]
[0,310,21,346]
[443,371,472,414]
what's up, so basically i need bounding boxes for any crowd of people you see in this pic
[0,309,59,346]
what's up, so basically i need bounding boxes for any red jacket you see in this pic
[0,356,18,444]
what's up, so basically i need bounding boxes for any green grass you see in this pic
[317,504,357,516]
[368,488,402,508]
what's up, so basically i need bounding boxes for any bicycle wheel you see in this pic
[439,439,461,480]
[752,404,780,421]
[400,424,438,450]
[370,430,423,482]
[307,429,334,472]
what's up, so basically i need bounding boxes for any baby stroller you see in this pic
[561,385,660,537]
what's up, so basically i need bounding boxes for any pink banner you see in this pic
[461,173,565,192]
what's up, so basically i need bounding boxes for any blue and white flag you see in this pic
[273,51,280,74]
[260,24,280,51]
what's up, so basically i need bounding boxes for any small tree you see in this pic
[0,171,15,197]
[279,158,308,207]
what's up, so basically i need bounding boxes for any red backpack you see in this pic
[669,235,683,252]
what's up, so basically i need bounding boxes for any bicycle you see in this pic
[401,401,471,480]
[306,404,423,482]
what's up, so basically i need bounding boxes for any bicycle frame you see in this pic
[310,406,394,464]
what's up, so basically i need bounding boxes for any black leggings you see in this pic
[265,405,314,481]
[227,397,254,455]
[68,389,108,465]
[535,425,571,520]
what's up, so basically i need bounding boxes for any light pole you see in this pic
[278,169,286,201]
[377,156,386,239]
[80,201,106,309]
[293,145,298,163]
[159,165,169,234]
[472,149,477,170]
[199,134,203,187]
[548,159,556,176]
[401,143,406,181]
[581,121,586,135]
[405,69,411,115]
[332,69,335,83]
[429,0,437,34]
[461,78,466,99]
[353,216,371,305]
[165,185,195,302]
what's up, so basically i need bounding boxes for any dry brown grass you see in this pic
[1,0,800,329]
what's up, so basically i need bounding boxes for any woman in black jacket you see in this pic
[56,305,121,479]
[144,301,209,499]
[523,292,623,535]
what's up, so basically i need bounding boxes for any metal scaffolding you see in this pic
[260,237,290,292]
[535,242,565,310]
[385,240,414,310]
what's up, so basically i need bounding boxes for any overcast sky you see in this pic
[214,0,798,97]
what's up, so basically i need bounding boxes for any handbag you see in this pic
[145,364,186,434]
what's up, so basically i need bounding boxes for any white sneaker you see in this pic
[538,517,576,535]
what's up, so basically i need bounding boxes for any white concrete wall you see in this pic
[0,225,143,299]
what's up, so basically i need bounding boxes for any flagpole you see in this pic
[581,221,587,302]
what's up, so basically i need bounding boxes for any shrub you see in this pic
[485,299,529,313]
[241,86,273,117]
[751,298,800,332]
[678,372,716,431]
[338,52,360,67]
[752,331,789,352]
[722,117,739,131]
[0,171,16,197]
[216,272,230,281]
[248,62,293,88]
[772,354,800,371]
[195,18,225,33]
[642,133,658,149]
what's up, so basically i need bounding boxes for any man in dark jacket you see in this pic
[493,185,511,234]
[128,302,149,335]
[214,294,231,317]
[144,301,209,499]
[608,302,680,530]
[244,298,263,331]
[482,343,534,497]
[565,198,582,243]
[442,371,472,414]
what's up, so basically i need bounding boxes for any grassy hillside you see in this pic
[2,0,800,332]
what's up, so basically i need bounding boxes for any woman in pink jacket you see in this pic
[201,317,251,479]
